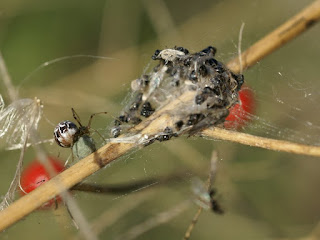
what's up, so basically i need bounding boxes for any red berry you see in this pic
[224,85,256,130]
[20,157,65,209]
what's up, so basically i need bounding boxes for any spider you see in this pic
[54,108,107,159]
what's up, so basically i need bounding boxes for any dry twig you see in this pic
[114,200,190,240]
[227,0,320,73]
[202,128,320,157]
[183,151,219,240]
[0,51,17,101]
[0,0,320,232]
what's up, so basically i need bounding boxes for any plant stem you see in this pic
[202,128,320,157]
[227,0,320,73]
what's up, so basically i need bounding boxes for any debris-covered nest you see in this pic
[112,46,244,140]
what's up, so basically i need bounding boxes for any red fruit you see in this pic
[20,157,65,209]
[224,85,256,130]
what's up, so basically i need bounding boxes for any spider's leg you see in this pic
[71,108,82,127]
[87,111,108,128]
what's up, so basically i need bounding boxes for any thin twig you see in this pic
[0,0,320,231]
[90,192,155,237]
[227,0,320,73]
[238,22,245,75]
[72,171,188,194]
[0,51,18,101]
[202,128,320,157]
[114,200,190,240]
[183,151,219,240]
[183,207,203,240]
[141,0,180,43]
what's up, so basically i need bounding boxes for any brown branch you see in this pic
[1,0,320,232]
[113,200,190,240]
[202,128,320,157]
[183,207,203,240]
[227,0,320,73]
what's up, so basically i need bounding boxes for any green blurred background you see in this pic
[1,0,320,239]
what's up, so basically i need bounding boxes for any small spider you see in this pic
[54,108,107,159]
[54,120,78,148]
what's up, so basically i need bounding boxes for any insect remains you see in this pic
[112,46,244,141]
[54,108,107,160]
[191,178,224,214]
[0,96,43,150]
